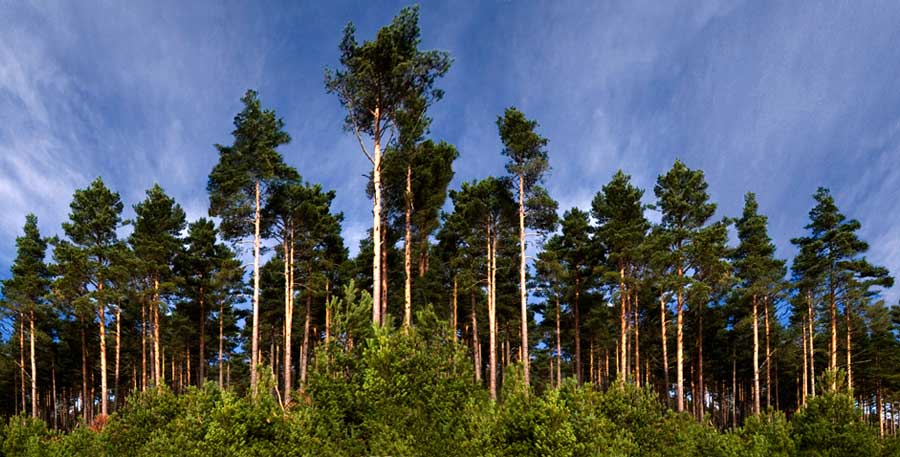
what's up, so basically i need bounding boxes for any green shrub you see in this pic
[792,393,880,457]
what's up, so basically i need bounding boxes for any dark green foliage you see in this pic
[792,393,880,456]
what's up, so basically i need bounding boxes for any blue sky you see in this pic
[2,1,899,308]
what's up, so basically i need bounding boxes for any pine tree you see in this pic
[555,208,594,384]
[592,170,649,386]
[731,192,785,415]
[60,177,124,417]
[326,5,451,325]
[653,160,716,413]
[208,90,292,395]
[791,187,892,392]
[2,215,50,418]
[497,107,557,388]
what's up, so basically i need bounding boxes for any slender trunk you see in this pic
[114,304,121,411]
[698,311,705,419]
[574,277,582,384]
[517,173,529,388]
[199,284,206,385]
[660,293,669,405]
[81,318,88,422]
[877,384,884,438]
[764,295,771,409]
[471,290,481,383]
[381,228,388,323]
[619,266,627,384]
[555,295,562,388]
[829,277,837,391]
[633,289,640,388]
[403,164,413,328]
[752,294,760,415]
[801,321,808,405]
[29,311,37,418]
[283,234,293,403]
[251,179,261,395]
[98,282,108,417]
[218,301,224,389]
[846,308,852,393]
[52,365,57,429]
[141,301,147,392]
[676,266,685,412]
[20,318,25,413]
[372,108,383,325]
[325,279,331,344]
[300,290,312,387]
[808,291,816,397]
[488,224,498,401]
[154,276,162,389]
[452,276,458,343]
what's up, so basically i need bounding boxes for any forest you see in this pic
[1,6,899,457]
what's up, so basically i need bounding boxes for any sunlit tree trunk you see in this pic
[633,289,640,388]
[98,281,108,417]
[764,295,771,409]
[619,265,627,385]
[517,173,529,388]
[300,289,312,388]
[488,225,498,401]
[218,301,225,389]
[451,277,458,343]
[829,274,837,391]
[283,232,294,402]
[752,294,760,415]
[808,292,816,397]
[29,311,37,418]
[471,291,481,383]
[801,322,808,405]
[676,266,685,412]
[115,304,121,411]
[251,179,262,395]
[660,293,669,405]
[555,295,562,388]
[403,164,413,328]
[154,276,162,389]
[372,108,383,325]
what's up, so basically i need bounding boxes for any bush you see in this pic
[792,393,880,457]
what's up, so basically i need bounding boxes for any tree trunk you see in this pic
[29,311,37,418]
[251,179,261,395]
[752,294,760,415]
[801,321,808,405]
[633,289,640,388]
[115,304,121,411]
[574,277,582,384]
[517,172,529,388]
[98,282,108,417]
[555,295,562,388]
[846,307,852,393]
[219,300,225,389]
[300,289,312,388]
[141,301,147,392]
[676,266,685,412]
[325,279,331,344]
[154,276,162,389]
[199,284,206,385]
[451,276,458,343]
[807,291,816,397]
[372,108,383,325]
[471,290,481,383]
[660,293,669,406]
[619,266,627,385]
[381,228,388,323]
[403,163,413,328]
[283,234,293,403]
[81,317,88,422]
[764,295,771,409]
[488,225,498,401]
[20,317,26,414]
[829,277,837,391]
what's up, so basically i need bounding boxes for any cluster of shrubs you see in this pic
[2,324,898,456]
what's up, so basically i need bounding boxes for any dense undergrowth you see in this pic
[2,324,897,457]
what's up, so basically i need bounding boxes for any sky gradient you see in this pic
[2,1,898,308]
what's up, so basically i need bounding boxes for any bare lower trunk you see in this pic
[488,225,498,400]
[403,164,413,328]
[325,279,331,344]
[660,294,669,405]
[846,308,852,393]
[141,301,147,391]
[251,179,261,395]
[372,109,383,325]
[452,276,458,343]
[218,301,225,389]
[29,312,37,418]
[829,279,837,391]
[154,277,162,389]
[517,173,529,388]
[81,318,88,422]
[633,289,640,388]
[619,266,627,385]
[752,294,760,415]
[115,304,121,411]
[764,295,771,409]
[471,291,481,383]
[801,321,808,405]
[808,292,816,397]
[676,266,685,412]
[20,318,25,414]
[98,286,108,417]
[555,296,562,388]
[300,291,312,388]
[283,234,294,403]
